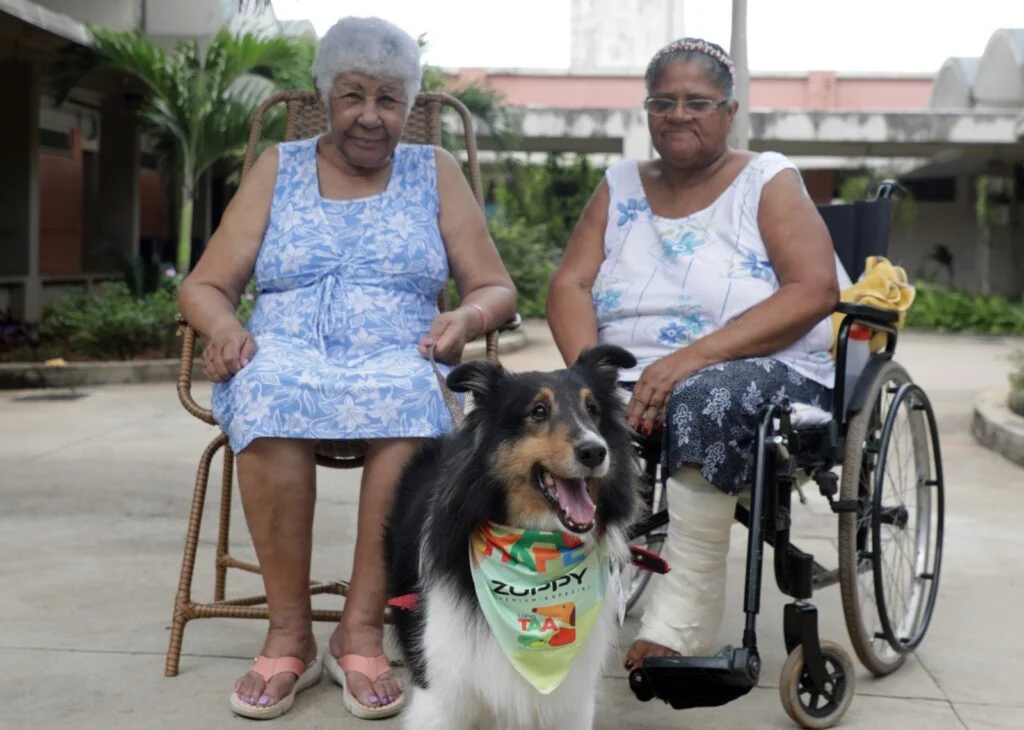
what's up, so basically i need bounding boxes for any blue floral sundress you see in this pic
[211,138,458,454]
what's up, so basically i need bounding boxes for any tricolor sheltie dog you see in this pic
[384,344,641,730]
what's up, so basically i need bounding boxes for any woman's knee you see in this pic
[236,438,316,487]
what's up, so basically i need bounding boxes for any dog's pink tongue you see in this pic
[553,477,596,526]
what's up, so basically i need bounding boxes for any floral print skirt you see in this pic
[662,357,832,496]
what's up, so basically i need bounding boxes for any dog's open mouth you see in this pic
[535,467,597,534]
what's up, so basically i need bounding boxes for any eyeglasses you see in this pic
[643,97,730,117]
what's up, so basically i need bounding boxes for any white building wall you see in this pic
[32,0,139,30]
[570,0,685,71]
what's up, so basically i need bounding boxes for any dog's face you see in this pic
[446,344,639,536]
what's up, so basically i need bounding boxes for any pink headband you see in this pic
[649,38,735,78]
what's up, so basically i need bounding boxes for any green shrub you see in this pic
[492,153,604,255]
[32,271,259,362]
[905,281,1024,335]
[38,281,180,360]
[490,217,559,318]
[446,216,557,319]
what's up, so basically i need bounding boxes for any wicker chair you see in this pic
[165,90,519,677]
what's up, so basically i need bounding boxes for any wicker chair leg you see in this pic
[165,432,228,678]
[213,444,235,602]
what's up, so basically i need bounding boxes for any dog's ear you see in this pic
[573,344,637,383]
[446,359,506,401]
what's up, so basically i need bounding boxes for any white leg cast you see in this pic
[636,466,738,655]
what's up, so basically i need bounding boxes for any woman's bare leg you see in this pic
[328,437,421,709]
[232,437,318,708]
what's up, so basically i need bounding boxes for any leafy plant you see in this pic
[38,282,180,360]
[444,217,557,319]
[905,281,1024,335]
[493,153,605,254]
[53,27,313,275]
[27,268,256,362]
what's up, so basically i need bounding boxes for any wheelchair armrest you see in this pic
[834,302,899,325]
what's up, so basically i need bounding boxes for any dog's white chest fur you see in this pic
[403,576,619,730]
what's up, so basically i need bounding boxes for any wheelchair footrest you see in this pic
[628,646,761,709]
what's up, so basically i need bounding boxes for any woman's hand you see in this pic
[418,307,479,365]
[202,323,258,382]
[626,348,709,434]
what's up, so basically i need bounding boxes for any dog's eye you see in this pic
[529,403,549,421]
[585,401,600,419]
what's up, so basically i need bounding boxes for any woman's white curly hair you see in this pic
[312,16,423,114]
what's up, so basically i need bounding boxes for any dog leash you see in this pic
[427,343,465,423]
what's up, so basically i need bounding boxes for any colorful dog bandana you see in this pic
[469,522,611,694]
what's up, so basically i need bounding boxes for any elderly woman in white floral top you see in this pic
[547,38,845,672]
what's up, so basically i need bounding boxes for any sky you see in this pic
[270,0,1023,75]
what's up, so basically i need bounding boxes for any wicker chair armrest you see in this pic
[174,313,217,425]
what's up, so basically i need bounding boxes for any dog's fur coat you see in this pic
[383,344,641,730]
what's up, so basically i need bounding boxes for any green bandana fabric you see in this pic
[469,522,611,694]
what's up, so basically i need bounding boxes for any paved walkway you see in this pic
[2,321,1023,729]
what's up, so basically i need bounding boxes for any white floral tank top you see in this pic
[592,152,847,386]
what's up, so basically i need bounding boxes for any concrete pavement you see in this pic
[2,321,1023,730]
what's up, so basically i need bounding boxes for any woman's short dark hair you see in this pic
[645,37,735,100]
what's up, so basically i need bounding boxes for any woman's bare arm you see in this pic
[686,168,840,368]
[432,146,518,339]
[545,179,609,366]
[178,147,278,343]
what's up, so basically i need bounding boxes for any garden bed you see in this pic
[0,328,527,391]
[972,387,1024,469]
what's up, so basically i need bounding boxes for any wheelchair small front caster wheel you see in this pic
[628,667,654,702]
[779,640,855,729]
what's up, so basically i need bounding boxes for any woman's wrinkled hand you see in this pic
[626,348,707,434]
[202,323,258,382]
[418,308,478,366]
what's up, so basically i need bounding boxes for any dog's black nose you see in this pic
[575,442,607,468]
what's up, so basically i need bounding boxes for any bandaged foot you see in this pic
[624,466,737,670]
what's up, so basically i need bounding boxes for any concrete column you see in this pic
[0,60,41,321]
[93,97,141,271]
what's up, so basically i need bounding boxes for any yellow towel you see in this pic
[830,256,915,355]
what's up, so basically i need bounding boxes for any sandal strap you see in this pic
[338,654,391,682]
[249,655,309,682]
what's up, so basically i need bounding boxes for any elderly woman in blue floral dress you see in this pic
[177,16,517,721]
[547,38,844,675]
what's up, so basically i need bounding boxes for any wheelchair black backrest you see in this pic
[816,198,893,283]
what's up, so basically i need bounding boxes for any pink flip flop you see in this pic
[323,648,405,719]
[229,653,323,720]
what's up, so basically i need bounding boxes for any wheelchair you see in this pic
[621,181,946,729]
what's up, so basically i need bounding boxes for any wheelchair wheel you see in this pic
[623,459,667,614]
[837,360,945,677]
[779,640,855,729]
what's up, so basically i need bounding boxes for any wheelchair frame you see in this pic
[623,182,946,729]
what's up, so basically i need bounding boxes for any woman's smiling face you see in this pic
[326,72,409,170]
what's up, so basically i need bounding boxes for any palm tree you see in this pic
[55,27,313,274]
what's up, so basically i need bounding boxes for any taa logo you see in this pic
[517,602,577,648]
